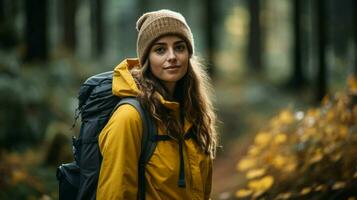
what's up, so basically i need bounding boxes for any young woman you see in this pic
[96,9,218,200]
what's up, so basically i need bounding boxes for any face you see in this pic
[149,35,189,93]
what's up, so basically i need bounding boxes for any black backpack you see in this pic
[56,71,158,200]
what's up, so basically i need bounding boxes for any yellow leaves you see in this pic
[237,157,256,171]
[236,175,275,199]
[272,155,286,169]
[306,109,320,120]
[273,133,287,145]
[279,110,294,125]
[236,189,253,198]
[236,176,276,199]
[326,110,336,121]
[340,110,352,123]
[300,127,315,142]
[323,143,337,154]
[254,132,272,147]
[269,154,296,172]
[0,150,44,192]
[330,152,342,162]
[246,168,266,179]
[11,170,28,185]
[248,176,274,193]
[248,146,261,156]
[332,181,346,190]
[300,187,312,195]
[236,88,357,199]
[275,192,292,199]
[308,149,323,164]
[271,110,295,128]
[314,184,326,192]
[338,125,348,139]
[283,162,296,173]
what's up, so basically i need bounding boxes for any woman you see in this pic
[97,9,218,200]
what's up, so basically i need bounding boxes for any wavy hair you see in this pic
[131,56,218,158]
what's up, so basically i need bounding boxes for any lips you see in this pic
[164,65,180,69]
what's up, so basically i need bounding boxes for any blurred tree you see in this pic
[0,0,18,49]
[91,0,103,56]
[62,0,77,52]
[289,0,306,89]
[138,0,149,15]
[0,0,3,22]
[0,87,28,149]
[25,0,48,61]
[247,0,262,72]
[352,1,357,77]
[204,0,216,76]
[44,131,72,166]
[316,0,327,102]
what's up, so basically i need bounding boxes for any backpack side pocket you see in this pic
[56,162,80,200]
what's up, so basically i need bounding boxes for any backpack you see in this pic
[56,71,158,200]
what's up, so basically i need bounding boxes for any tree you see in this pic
[204,0,216,76]
[352,1,357,78]
[290,0,306,88]
[91,0,104,56]
[62,0,77,52]
[0,0,18,49]
[138,0,149,15]
[24,0,48,61]
[247,0,262,72]
[316,0,327,102]
[0,0,3,23]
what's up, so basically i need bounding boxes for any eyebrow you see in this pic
[153,40,186,46]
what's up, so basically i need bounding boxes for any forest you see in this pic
[0,0,356,199]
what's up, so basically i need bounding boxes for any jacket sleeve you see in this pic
[96,104,143,200]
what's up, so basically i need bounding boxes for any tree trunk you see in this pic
[354,0,357,77]
[25,0,48,61]
[205,0,215,76]
[248,0,262,71]
[91,0,104,56]
[63,0,76,52]
[290,0,305,88]
[316,0,327,102]
[0,0,4,24]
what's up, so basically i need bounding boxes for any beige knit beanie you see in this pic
[136,9,194,66]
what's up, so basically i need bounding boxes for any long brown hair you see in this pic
[131,55,218,158]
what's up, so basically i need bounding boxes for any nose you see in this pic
[167,47,177,62]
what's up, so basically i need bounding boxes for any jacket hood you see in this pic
[112,58,141,98]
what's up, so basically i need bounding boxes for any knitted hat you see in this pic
[136,9,194,66]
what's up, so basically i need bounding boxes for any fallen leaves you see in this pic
[248,175,274,192]
[246,168,266,179]
[236,83,357,199]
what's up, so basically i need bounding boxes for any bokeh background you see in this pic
[0,0,356,199]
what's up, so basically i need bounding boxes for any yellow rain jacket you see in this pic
[96,58,212,200]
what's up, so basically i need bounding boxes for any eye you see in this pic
[154,46,166,55]
[175,43,186,52]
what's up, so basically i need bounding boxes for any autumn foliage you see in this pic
[236,77,357,200]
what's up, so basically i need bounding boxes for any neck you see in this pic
[163,81,176,99]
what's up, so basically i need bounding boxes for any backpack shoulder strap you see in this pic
[114,97,157,200]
